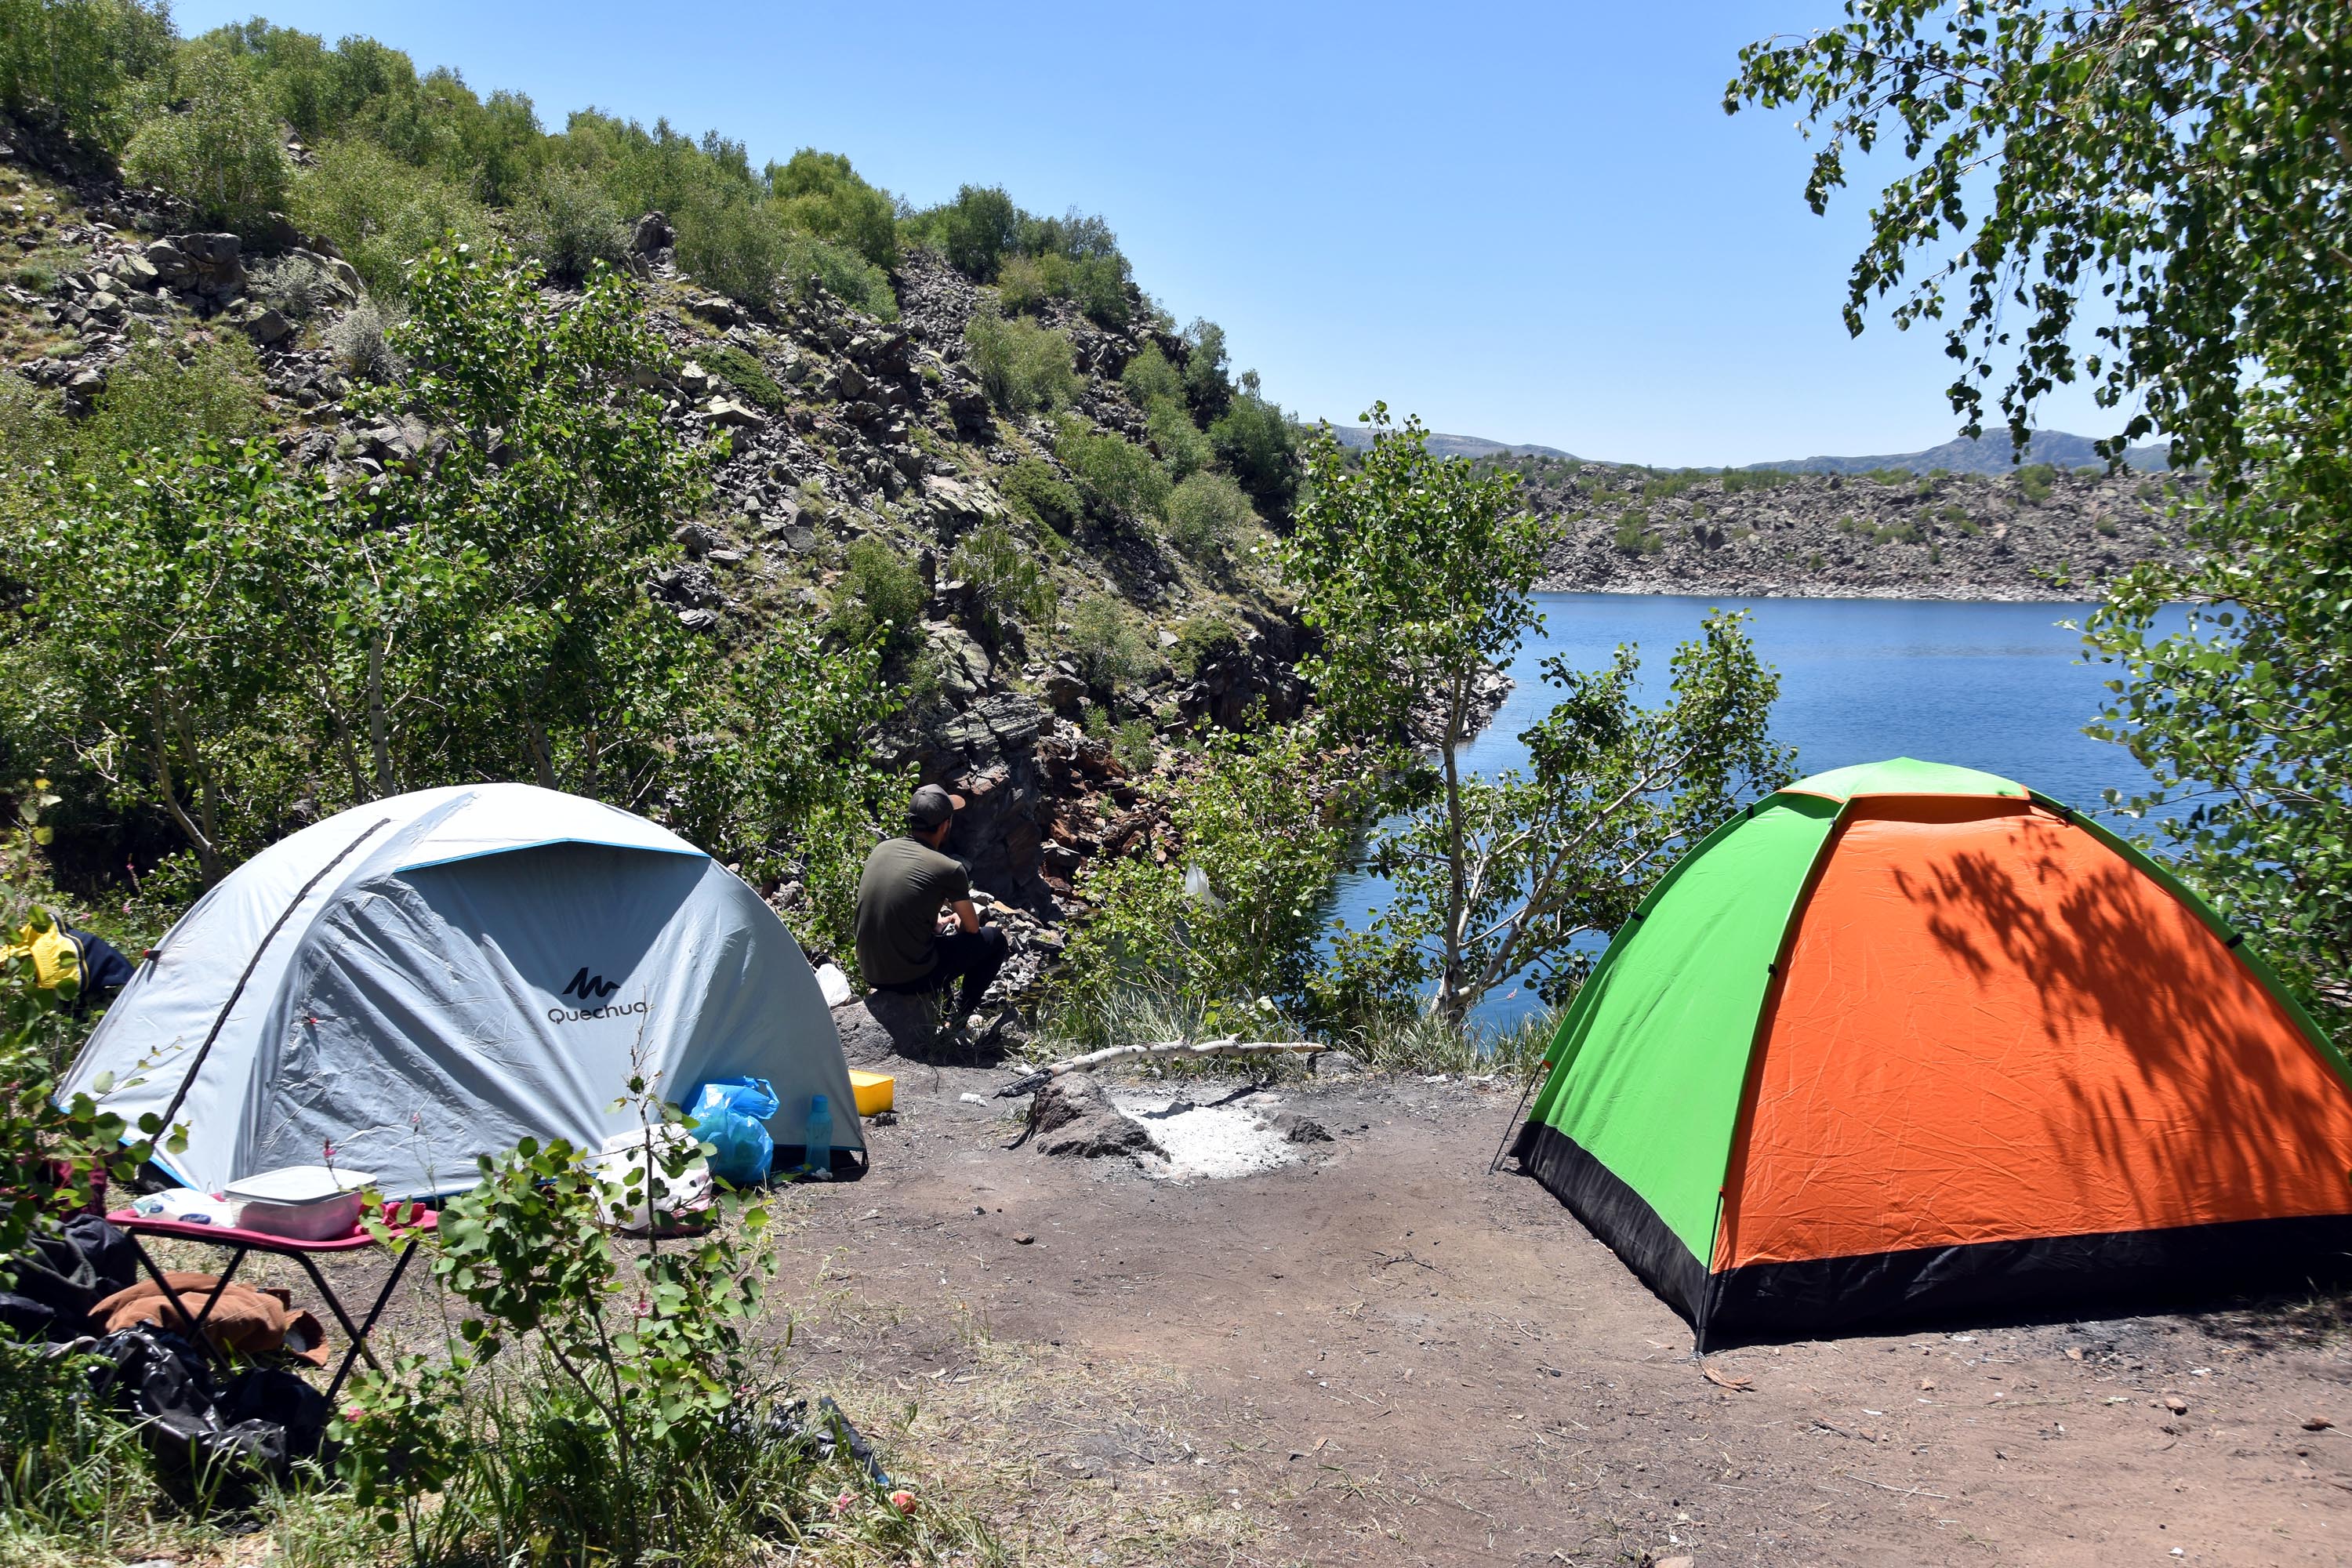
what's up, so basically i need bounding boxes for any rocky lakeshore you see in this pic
[1518,459,2194,601]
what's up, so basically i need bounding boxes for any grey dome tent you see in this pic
[61,784,863,1199]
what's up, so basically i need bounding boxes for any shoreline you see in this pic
[1534,577,2112,604]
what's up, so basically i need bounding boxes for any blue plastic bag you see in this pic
[688,1076,780,1186]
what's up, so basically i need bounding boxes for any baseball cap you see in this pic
[907,783,967,828]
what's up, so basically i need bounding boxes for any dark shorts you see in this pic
[874,927,1008,1014]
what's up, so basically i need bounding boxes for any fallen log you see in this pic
[994,1036,1323,1098]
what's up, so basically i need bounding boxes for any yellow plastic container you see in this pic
[849,1070,895,1117]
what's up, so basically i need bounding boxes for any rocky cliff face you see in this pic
[0,130,1307,982]
[1519,461,2194,600]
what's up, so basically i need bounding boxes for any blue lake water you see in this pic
[1327,593,2165,1033]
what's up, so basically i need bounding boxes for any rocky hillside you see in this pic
[0,128,1304,996]
[1504,458,2194,600]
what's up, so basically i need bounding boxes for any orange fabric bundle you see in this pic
[93,1271,329,1367]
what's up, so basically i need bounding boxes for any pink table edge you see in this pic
[106,1201,438,1254]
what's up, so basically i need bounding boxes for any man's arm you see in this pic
[949,898,980,934]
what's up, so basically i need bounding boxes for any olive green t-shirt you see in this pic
[854,837,971,986]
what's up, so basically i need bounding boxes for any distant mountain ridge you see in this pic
[1321,423,2168,475]
[1745,429,2169,476]
[1322,426,1577,462]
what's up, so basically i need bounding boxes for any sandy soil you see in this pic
[203,1060,2352,1566]
[765,1061,2352,1567]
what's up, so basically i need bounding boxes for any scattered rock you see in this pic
[1311,1050,1363,1079]
[1013,1232,1035,1245]
[630,211,673,254]
[1272,1111,1334,1145]
[1027,1072,1163,1163]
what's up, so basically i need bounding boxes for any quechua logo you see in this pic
[562,967,621,1000]
[550,965,644,1024]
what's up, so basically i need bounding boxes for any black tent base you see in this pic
[1512,1120,2352,1348]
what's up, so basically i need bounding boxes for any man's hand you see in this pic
[951,898,981,934]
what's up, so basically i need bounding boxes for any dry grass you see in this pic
[789,1261,1270,1568]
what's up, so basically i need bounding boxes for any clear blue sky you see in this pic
[170,0,2125,467]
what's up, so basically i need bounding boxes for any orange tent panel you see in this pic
[1720,797,2352,1272]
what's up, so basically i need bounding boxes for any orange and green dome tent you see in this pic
[1510,758,2352,1345]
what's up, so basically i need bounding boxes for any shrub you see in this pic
[2016,461,2056,502]
[1209,378,1300,514]
[1120,342,1185,409]
[249,250,337,318]
[516,162,628,283]
[291,136,496,297]
[1718,467,1793,493]
[964,307,1077,415]
[0,371,63,488]
[994,252,1052,314]
[122,39,292,230]
[1055,422,1170,522]
[1146,397,1212,481]
[1000,456,1080,533]
[1112,716,1156,773]
[774,229,896,320]
[1052,723,1356,1047]
[949,521,1055,647]
[768,147,898,269]
[829,535,926,656]
[672,189,782,307]
[1066,252,1132,327]
[1612,510,1663,554]
[1064,593,1151,694]
[78,333,267,456]
[325,298,405,382]
[1164,470,1254,562]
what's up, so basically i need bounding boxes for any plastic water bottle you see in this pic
[802,1093,833,1179]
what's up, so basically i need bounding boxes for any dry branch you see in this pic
[996,1036,1322,1097]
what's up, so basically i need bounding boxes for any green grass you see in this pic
[704,343,787,410]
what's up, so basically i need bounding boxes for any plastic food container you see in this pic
[850,1070,895,1116]
[223,1164,376,1240]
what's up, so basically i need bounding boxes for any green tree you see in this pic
[926,183,1021,281]
[768,147,899,269]
[1209,371,1300,514]
[20,440,332,884]
[1283,405,1548,1021]
[1326,613,1791,1022]
[1732,2,2352,1025]
[0,0,172,151]
[361,241,711,800]
[122,38,292,230]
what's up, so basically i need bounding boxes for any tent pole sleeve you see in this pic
[155,815,394,1134]
[1707,798,1855,1295]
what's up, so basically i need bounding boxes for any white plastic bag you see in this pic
[586,1123,713,1233]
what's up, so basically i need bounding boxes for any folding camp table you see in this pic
[105,1202,437,1401]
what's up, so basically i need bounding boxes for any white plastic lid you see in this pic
[223,1163,377,1203]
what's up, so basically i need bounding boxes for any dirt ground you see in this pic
[762,1060,2352,1567]
[194,1060,2352,1566]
